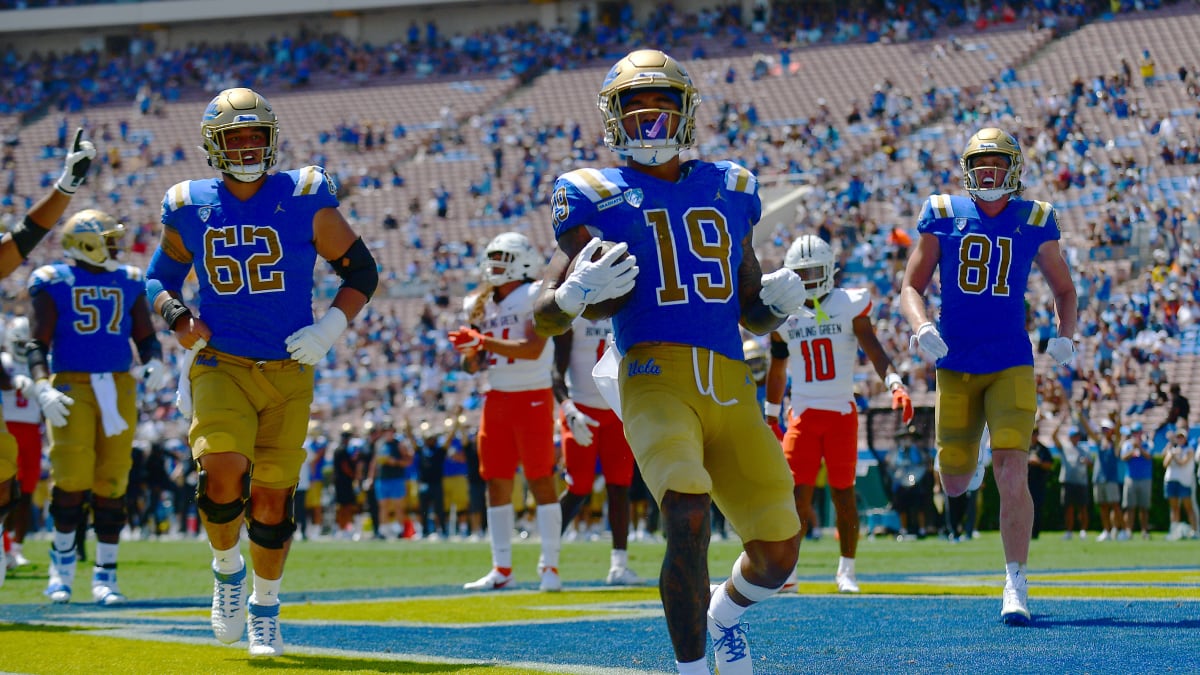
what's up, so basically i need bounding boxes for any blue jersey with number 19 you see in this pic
[551,160,761,362]
[159,166,339,360]
[917,193,1060,374]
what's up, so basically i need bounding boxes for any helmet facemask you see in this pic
[5,316,30,363]
[480,232,542,286]
[960,128,1023,202]
[598,50,700,166]
[784,235,837,299]
[62,209,126,272]
[201,88,279,182]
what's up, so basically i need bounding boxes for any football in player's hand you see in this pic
[577,240,633,320]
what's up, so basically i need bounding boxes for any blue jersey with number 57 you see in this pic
[917,193,1060,374]
[159,166,339,360]
[551,160,761,362]
[28,263,146,373]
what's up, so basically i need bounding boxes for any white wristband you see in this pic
[885,373,903,391]
[764,401,781,417]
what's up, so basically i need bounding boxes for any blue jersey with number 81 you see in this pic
[917,192,1060,374]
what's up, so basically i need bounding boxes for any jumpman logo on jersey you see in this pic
[274,203,286,214]
[713,190,725,201]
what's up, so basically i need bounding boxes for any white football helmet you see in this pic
[62,209,125,271]
[481,232,542,285]
[201,87,278,182]
[784,234,837,299]
[598,49,700,166]
[960,127,1023,202]
[5,315,30,362]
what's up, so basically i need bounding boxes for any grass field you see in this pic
[3,533,1198,674]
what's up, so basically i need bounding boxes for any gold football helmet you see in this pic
[598,49,699,166]
[201,87,278,182]
[61,209,125,271]
[743,338,767,383]
[784,234,837,299]
[960,127,1023,201]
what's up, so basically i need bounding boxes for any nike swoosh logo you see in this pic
[531,401,544,407]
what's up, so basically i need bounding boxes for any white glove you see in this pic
[759,268,809,317]
[139,357,170,391]
[56,128,96,195]
[911,321,949,360]
[285,308,347,366]
[32,379,74,427]
[554,238,639,317]
[562,399,600,447]
[1046,336,1076,366]
[12,374,33,397]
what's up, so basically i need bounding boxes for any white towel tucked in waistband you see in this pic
[176,345,200,419]
[90,372,128,437]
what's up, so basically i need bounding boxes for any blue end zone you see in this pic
[3,579,1198,673]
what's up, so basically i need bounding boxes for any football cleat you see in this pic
[211,565,248,644]
[92,565,127,605]
[836,570,860,594]
[46,547,77,604]
[605,566,643,586]
[463,568,513,591]
[1000,577,1031,626]
[539,566,563,592]
[247,601,284,657]
[708,615,752,675]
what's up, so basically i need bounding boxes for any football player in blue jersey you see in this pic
[899,127,1078,626]
[0,128,94,589]
[24,209,167,606]
[532,49,810,675]
[144,88,378,657]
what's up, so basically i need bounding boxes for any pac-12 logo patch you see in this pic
[623,188,643,208]
[954,217,968,231]
[198,206,212,223]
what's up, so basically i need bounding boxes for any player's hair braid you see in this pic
[468,282,493,327]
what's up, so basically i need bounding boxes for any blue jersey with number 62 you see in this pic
[917,192,1060,374]
[551,160,761,362]
[159,166,338,360]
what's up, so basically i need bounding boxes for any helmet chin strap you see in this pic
[225,164,266,182]
[970,187,1010,202]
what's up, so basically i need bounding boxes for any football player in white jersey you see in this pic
[552,316,642,585]
[1,317,42,572]
[765,235,913,593]
[450,232,563,592]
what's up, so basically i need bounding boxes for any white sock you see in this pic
[676,657,708,674]
[838,556,855,575]
[251,572,282,606]
[1005,561,1024,583]
[53,529,76,553]
[211,544,244,574]
[708,581,747,629]
[95,542,119,567]
[611,549,629,569]
[536,503,562,569]
[487,504,514,569]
